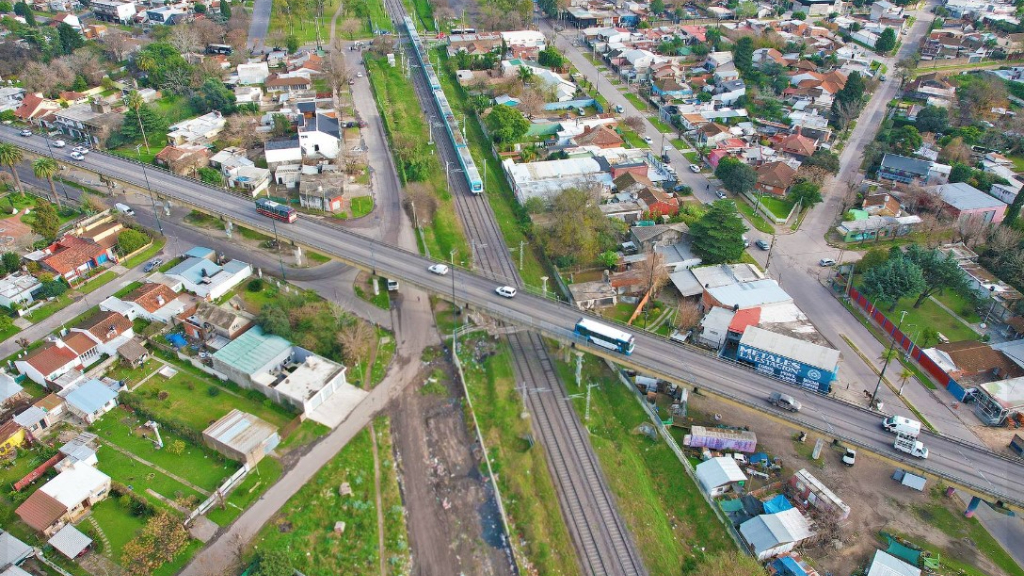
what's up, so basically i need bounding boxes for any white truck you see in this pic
[894,433,928,459]
[882,415,921,438]
[114,203,135,216]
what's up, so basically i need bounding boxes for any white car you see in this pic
[688,164,700,173]
[819,258,837,267]
[428,263,450,275]
[51,139,66,148]
[495,285,517,299]
[842,448,856,467]
[69,151,85,161]
[72,146,89,155]
[19,129,31,137]
[643,135,653,144]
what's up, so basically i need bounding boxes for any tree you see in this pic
[690,200,747,264]
[715,157,757,195]
[340,18,362,40]
[675,299,703,330]
[539,187,613,266]
[257,304,291,338]
[219,0,232,19]
[168,23,201,54]
[875,27,897,53]
[191,78,237,114]
[860,253,926,311]
[939,136,971,165]
[518,88,545,118]
[336,320,375,369]
[14,1,34,26]
[904,244,970,308]
[889,125,922,156]
[118,229,149,255]
[622,115,646,136]
[0,143,24,195]
[915,105,948,133]
[0,2,12,12]
[486,105,529,146]
[788,180,823,207]
[2,251,20,274]
[732,36,754,76]
[855,247,890,273]
[1004,184,1024,228]
[598,250,618,269]
[193,18,226,46]
[29,200,60,241]
[31,157,61,208]
[99,31,132,62]
[538,46,566,70]
[832,71,865,126]
[121,512,190,576]
[688,552,765,576]
[167,440,185,455]
[198,167,222,185]
[117,99,167,150]
[803,149,840,174]
[650,0,664,13]
[252,549,294,576]
[285,34,299,53]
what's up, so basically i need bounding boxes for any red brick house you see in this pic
[637,187,680,217]
[755,162,798,196]
[35,236,116,284]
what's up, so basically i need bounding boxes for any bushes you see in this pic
[118,229,150,255]
[111,482,156,518]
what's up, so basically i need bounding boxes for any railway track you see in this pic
[380,5,647,575]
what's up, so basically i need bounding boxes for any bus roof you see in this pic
[577,317,634,342]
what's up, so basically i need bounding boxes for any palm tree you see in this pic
[897,367,915,395]
[125,90,151,153]
[0,143,25,196]
[32,157,61,209]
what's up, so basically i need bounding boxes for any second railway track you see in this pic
[377,5,648,575]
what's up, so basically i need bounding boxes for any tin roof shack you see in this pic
[866,550,920,576]
[695,456,747,497]
[739,507,814,561]
[203,409,280,467]
[974,376,1024,426]
[47,524,92,559]
[737,326,839,393]
[0,531,33,569]
[788,468,850,521]
[684,425,758,453]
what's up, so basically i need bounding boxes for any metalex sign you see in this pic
[736,344,834,392]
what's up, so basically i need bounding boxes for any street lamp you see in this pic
[135,144,164,235]
[871,310,907,410]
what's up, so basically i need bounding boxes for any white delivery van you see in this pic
[114,203,135,216]
[882,415,921,438]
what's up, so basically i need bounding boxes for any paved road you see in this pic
[247,0,273,51]
[5,128,1020,509]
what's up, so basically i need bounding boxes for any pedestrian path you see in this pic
[85,515,112,555]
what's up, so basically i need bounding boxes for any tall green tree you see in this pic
[13,1,34,26]
[1004,186,1024,227]
[539,187,613,266]
[788,181,823,207]
[904,244,970,308]
[650,0,664,13]
[124,90,152,152]
[31,157,61,208]
[190,78,237,114]
[219,0,231,19]
[285,34,299,53]
[2,251,20,274]
[732,36,754,77]
[715,157,757,195]
[889,125,922,156]
[860,253,926,311]
[56,22,83,55]
[915,105,948,133]
[875,27,897,53]
[486,105,529,147]
[29,200,60,241]
[803,149,840,174]
[690,200,747,264]
[0,143,24,195]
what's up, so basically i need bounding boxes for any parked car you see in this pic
[819,258,836,267]
[428,263,450,275]
[842,448,856,466]
[689,164,701,173]
[715,190,727,199]
[643,135,653,144]
[755,239,770,250]
[143,259,163,272]
[495,285,517,298]
[19,129,32,137]
[768,391,801,412]
[69,151,85,161]
[614,105,624,113]
[386,278,399,291]
[51,139,66,148]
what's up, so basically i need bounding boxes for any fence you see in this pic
[185,463,251,525]
[847,286,968,401]
[543,98,597,111]
[740,192,801,225]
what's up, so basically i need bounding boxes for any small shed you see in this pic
[866,550,921,576]
[695,456,747,497]
[892,469,927,491]
[202,409,280,466]
[739,508,813,561]
[0,530,33,567]
[116,339,149,368]
[787,468,851,521]
[47,524,92,559]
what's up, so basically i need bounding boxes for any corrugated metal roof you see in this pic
[48,524,92,559]
[979,376,1024,409]
[740,326,840,372]
[938,182,1007,211]
[867,550,921,576]
[204,409,278,455]
[64,380,117,416]
[707,279,792,309]
[740,508,812,554]
[212,327,292,375]
[0,531,33,567]
[695,456,746,490]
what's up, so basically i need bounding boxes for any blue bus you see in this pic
[575,318,635,355]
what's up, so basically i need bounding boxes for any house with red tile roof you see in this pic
[16,462,111,536]
[776,132,817,159]
[14,342,83,386]
[68,311,134,360]
[99,282,189,323]
[13,93,61,122]
[32,236,115,283]
[756,161,798,196]
[638,187,680,217]
[575,125,624,149]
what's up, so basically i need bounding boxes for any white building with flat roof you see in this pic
[502,156,612,203]
[0,274,41,308]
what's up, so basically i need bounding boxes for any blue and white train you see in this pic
[403,16,484,194]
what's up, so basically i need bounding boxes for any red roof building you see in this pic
[755,162,798,196]
[38,236,114,282]
[16,490,68,535]
[14,343,82,387]
[13,93,61,122]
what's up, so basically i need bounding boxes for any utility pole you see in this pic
[519,240,524,271]
[871,310,906,410]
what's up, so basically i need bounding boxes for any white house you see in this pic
[739,508,814,561]
[14,342,82,387]
[167,111,226,146]
[91,0,136,24]
[297,113,341,160]
[16,461,111,536]
[165,254,252,301]
[500,30,546,51]
[265,138,302,168]
[234,86,263,105]
[51,12,82,30]
[870,0,904,21]
[228,165,271,196]
[621,48,658,70]
[695,456,747,497]
[61,379,118,424]
[237,62,271,85]
[0,274,41,308]
[99,282,188,323]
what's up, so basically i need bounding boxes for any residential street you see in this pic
[247,0,272,51]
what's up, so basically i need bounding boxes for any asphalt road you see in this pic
[247,0,272,51]
[5,128,1021,508]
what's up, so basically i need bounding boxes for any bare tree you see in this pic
[900,184,940,214]
[623,115,646,135]
[938,136,972,165]
[226,11,251,33]
[222,113,264,148]
[336,320,376,369]
[833,98,860,129]
[636,251,669,299]
[193,19,227,46]
[169,24,202,54]
[225,28,248,53]
[62,50,106,85]
[796,166,831,187]
[916,212,948,248]
[267,29,287,49]
[324,51,350,93]
[21,61,72,96]
[956,213,990,249]
[675,299,703,330]
[518,88,545,118]
[403,182,439,226]
[340,19,362,40]
[99,31,133,62]
[987,225,1024,255]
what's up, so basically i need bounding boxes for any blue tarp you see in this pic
[763,494,793,514]
[749,452,770,466]
[771,556,808,576]
[166,333,187,348]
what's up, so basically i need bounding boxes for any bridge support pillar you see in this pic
[965,496,982,518]
[575,352,583,388]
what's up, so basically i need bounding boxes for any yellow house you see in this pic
[0,420,27,457]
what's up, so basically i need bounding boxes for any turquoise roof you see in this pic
[213,326,292,375]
